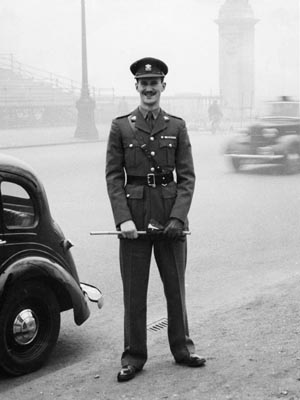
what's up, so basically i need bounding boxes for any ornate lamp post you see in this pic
[75,0,98,139]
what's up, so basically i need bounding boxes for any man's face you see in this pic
[135,78,166,108]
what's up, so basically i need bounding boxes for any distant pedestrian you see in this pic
[105,57,206,383]
[208,100,223,134]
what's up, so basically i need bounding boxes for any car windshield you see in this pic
[265,101,300,118]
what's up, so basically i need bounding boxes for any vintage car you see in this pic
[0,153,103,376]
[224,98,300,173]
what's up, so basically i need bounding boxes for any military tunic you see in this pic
[105,107,196,369]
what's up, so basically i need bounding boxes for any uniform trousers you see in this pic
[119,235,195,370]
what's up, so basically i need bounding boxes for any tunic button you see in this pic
[129,144,133,148]
[150,151,155,156]
[150,167,155,172]
[169,143,172,147]
[150,137,154,141]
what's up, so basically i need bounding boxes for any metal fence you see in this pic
[0,54,231,130]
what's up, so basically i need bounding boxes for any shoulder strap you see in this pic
[127,116,163,173]
[165,113,183,120]
[115,112,131,120]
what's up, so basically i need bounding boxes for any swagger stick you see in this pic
[90,220,191,236]
[90,230,191,235]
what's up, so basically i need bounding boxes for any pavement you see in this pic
[0,123,225,150]
[0,124,110,149]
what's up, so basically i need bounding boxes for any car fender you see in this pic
[273,134,300,153]
[224,134,250,155]
[0,256,90,325]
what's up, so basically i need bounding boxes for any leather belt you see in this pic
[127,172,173,187]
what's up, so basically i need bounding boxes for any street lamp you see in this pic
[74,0,98,139]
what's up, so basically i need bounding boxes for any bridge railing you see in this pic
[0,53,88,97]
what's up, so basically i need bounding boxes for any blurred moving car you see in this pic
[224,97,300,173]
[0,153,103,376]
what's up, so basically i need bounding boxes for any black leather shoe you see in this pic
[117,365,137,382]
[176,354,206,368]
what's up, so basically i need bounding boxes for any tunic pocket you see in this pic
[159,139,177,166]
[160,182,177,221]
[161,181,177,199]
[123,139,140,168]
[125,184,145,229]
[125,184,144,199]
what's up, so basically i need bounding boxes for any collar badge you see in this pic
[145,64,152,71]
[131,116,136,122]
[163,116,170,121]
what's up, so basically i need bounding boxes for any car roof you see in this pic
[0,153,42,187]
[267,101,299,104]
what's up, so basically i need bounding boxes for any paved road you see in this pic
[1,133,299,399]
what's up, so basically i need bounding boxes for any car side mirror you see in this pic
[80,283,104,309]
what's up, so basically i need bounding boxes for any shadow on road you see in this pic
[0,329,90,387]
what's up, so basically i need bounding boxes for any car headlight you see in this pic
[262,128,278,138]
[236,134,250,144]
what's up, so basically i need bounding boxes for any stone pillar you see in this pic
[216,0,258,122]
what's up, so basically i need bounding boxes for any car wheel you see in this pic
[0,281,60,376]
[231,157,241,172]
[282,148,300,174]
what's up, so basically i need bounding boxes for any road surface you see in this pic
[0,132,299,399]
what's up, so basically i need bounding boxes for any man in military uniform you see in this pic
[106,57,206,382]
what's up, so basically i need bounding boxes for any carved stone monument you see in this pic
[216,0,258,121]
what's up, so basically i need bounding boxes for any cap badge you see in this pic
[145,64,152,71]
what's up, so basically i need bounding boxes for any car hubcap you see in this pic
[13,309,39,345]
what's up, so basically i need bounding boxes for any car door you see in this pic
[0,180,6,265]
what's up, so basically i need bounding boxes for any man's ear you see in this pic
[135,82,138,91]
[162,81,166,91]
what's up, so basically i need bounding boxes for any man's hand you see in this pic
[163,218,184,239]
[120,220,138,239]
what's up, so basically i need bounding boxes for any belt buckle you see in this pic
[147,173,156,187]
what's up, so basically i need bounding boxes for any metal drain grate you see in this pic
[147,317,168,332]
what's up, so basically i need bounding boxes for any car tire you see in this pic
[231,157,241,172]
[282,148,300,174]
[0,280,60,376]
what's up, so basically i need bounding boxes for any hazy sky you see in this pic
[0,0,299,99]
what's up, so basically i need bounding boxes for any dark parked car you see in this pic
[0,153,103,376]
[224,98,300,173]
